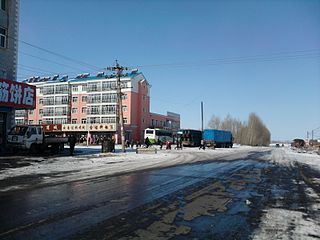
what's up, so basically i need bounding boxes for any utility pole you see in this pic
[201,101,204,132]
[107,60,129,153]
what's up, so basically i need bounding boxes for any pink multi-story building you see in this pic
[15,71,180,142]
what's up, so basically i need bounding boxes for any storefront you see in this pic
[0,78,36,151]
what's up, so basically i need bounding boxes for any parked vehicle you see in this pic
[203,129,233,148]
[291,139,305,148]
[7,125,69,153]
[177,129,202,147]
[144,128,173,145]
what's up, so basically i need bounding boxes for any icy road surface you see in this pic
[0,146,319,239]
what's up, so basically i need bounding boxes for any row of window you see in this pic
[40,94,127,106]
[18,117,119,125]
[19,104,128,118]
[39,81,131,95]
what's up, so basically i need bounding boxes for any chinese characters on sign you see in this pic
[0,79,36,109]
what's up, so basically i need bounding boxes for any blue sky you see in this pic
[18,0,320,141]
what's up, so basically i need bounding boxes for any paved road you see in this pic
[0,151,319,239]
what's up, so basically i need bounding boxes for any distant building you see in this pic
[0,0,25,149]
[17,72,180,142]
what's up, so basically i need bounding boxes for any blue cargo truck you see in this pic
[203,129,233,148]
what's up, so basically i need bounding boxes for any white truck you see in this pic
[7,125,69,153]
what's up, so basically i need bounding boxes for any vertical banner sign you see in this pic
[0,79,36,109]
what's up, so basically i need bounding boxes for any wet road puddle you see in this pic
[71,160,273,240]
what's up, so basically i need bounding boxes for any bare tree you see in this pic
[207,115,221,129]
[206,112,270,146]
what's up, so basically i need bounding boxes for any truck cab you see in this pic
[7,125,44,150]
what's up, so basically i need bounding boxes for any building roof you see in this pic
[23,72,144,85]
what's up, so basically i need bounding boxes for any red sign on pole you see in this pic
[0,78,36,109]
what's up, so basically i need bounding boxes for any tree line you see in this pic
[207,113,271,146]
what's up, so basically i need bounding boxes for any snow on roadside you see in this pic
[0,145,258,190]
[270,147,320,172]
[252,208,320,240]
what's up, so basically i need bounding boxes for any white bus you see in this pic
[144,128,173,144]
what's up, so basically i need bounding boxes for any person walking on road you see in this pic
[68,134,76,156]
[145,137,150,148]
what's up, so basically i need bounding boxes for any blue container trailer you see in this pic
[203,129,233,148]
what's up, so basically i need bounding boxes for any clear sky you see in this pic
[18,0,320,141]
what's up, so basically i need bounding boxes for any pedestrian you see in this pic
[199,139,206,150]
[130,140,134,149]
[145,137,150,148]
[68,134,76,156]
[179,138,183,150]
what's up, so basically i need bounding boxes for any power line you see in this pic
[18,64,58,75]
[7,35,103,71]
[135,49,320,69]
[19,51,88,72]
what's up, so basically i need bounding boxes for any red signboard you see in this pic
[42,124,62,132]
[0,78,36,109]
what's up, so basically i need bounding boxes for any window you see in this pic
[72,108,78,114]
[101,105,116,115]
[39,109,43,115]
[29,110,34,115]
[29,120,34,125]
[42,86,54,95]
[72,85,78,92]
[122,106,128,112]
[43,107,54,116]
[0,27,7,48]
[38,120,42,125]
[43,97,54,105]
[55,96,68,105]
[88,117,100,124]
[81,118,87,124]
[16,119,24,124]
[88,94,101,103]
[81,96,87,102]
[82,107,87,113]
[39,98,43,105]
[102,81,116,91]
[82,84,87,92]
[102,93,117,103]
[101,117,116,123]
[43,118,54,124]
[72,119,77,124]
[72,96,78,102]
[55,84,68,94]
[54,118,68,124]
[55,107,68,116]
[121,94,128,100]
[88,106,100,115]
[123,118,128,124]
[87,82,101,92]
[1,0,5,11]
